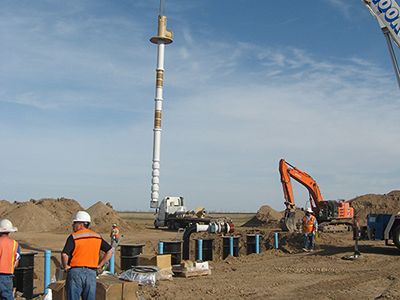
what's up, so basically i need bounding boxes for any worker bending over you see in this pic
[302,207,318,252]
[0,219,20,300]
[61,211,113,300]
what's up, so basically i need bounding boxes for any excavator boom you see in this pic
[279,159,323,211]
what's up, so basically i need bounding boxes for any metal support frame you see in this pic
[382,27,400,88]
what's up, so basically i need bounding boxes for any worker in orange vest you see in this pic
[302,207,318,252]
[110,224,120,249]
[61,211,113,300]
[0,219,20,300]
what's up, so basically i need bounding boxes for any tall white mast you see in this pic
[149,0,173,209]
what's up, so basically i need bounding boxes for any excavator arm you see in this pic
[279,159,323,211]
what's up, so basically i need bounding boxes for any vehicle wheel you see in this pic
[154,220,159,229]
[392,224,400,250]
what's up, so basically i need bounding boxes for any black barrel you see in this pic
[222,236,239,259]
[162,241,182,265]
[195,238,214,261]
[246,234,261,255]
[14,252,37,299]
[120,244,144,271]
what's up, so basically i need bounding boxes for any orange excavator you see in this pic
[279,159,354,232]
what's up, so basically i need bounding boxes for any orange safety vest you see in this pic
[0,236,18,274]
[303,215,317,233]
[70,229,102,268]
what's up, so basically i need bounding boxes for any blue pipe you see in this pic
[255,234,260,254]
[109,251,115,274]
[274,232,279,249]
[44,250,51,295]
[158,241,164,255]
[229,236,234,256]
[197,239,203,261]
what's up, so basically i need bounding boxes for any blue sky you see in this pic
[0,0,399,212]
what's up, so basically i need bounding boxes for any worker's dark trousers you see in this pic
[304,233,314,250]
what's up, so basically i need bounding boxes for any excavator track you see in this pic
[319,222,351,233]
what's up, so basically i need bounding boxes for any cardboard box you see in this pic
[49,276,139,300]
[137,254,171,269]
[96,275,139,300]
[49,280,66,300]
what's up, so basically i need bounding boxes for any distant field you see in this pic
[118,211,255,227]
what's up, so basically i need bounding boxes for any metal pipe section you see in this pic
[149,2,173,209]
[158,241,164,254]
[197,239,203,261]
[274,232,279,249]
[255,234,260,254]
[109,251,115,274]
[44,250,51,295]
[182,221,235,260]
[382,27,400,89]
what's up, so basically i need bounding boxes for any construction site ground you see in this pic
[4,192,400,299]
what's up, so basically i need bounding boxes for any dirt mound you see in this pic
[242,205,283,227]
[5,201,60,232]
[87,201,130,233]
[0,197,129,233]
[35,198,84,232]
[0,200,12,215]
[350,190,400,225]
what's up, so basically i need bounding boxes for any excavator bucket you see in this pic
[281,210,297,232]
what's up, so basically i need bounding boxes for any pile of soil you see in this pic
[350,190,400,225]
[87,201,131,232]
[242,205,283,227]
[0,198,127,233]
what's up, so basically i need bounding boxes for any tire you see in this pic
[392,224,400,250]
[154,220,159,229]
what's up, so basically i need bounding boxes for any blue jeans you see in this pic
[0,275,14,300]
[304,233,315,250]
[66,268,96,300]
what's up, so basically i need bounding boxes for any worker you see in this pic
[0,219,20,300]
[302,207,318,252]
[61,211,113,300]
[110,223,120,249]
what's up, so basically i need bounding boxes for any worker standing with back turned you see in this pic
[302,207,318,252]
[61,211,113,300]
[0,219,20,300]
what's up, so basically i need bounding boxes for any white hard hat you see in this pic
[72,211,91,223]
[0,219,17,233]
[306,207,313,213]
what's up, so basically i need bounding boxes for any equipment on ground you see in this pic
[154,196,212,230]
[279,159,354,232]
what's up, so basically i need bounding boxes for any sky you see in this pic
[0,0,399,212]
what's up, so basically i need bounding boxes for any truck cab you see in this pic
[154,196,187,228]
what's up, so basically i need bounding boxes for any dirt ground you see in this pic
[4,192,400,299]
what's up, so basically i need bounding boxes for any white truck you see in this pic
[154,196,211,229]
